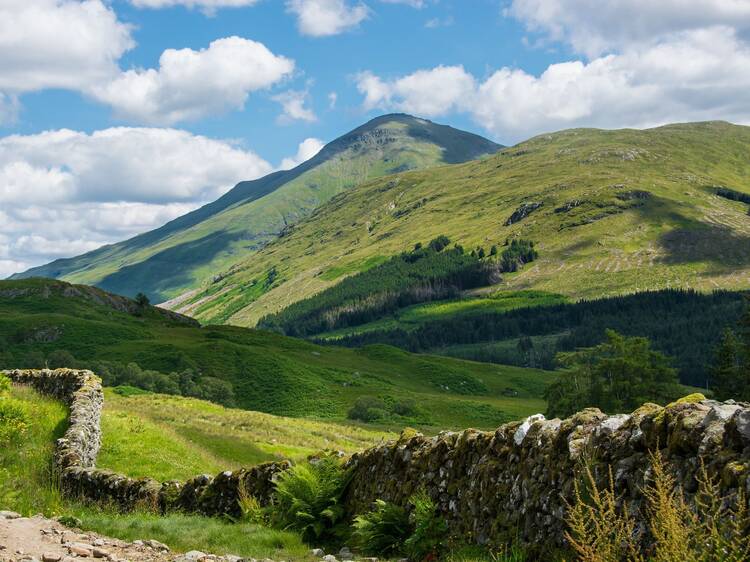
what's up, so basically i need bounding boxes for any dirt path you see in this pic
[0,512,243,562]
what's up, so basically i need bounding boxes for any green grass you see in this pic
[0,384,68,515]
[99,390,394,481]
[69,510,314,560]
[172,121,750,327]
[0,279,553,430]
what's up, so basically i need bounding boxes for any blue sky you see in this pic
[2,0,750,277]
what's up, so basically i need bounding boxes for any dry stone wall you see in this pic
[2,369,289,518]
[5,369,750,552]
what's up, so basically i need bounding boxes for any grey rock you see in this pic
[42,553,62,562]
[0,512,21,520]
[322,556,338,562]
[309,550,325,558]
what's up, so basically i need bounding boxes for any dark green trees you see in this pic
[711,302,750,401]
[545,330,681,418]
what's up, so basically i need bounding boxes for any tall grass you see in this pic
[566,450,750,561]
[0,383,67,516]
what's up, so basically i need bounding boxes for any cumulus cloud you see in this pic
[273,89,318,123]
[380,0,424,7]
[91,37,295,125]
[286,0,369,37]
[0,0,134,93]
[507,0,750,57]
[0,127,273,276]
[357,66,475,117]
[280,137,325,169]
[357,26,750,141]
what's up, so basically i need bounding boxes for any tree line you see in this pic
[324,289,748,388]
[0,348,236,406]
[259,236,539,338]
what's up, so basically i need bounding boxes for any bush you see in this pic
[404,490,448,561]
[0,398,30,445]
[352,499,411,556]
[348,396,388,422]
[236,480,268,526]
[273,456,350,543]
[392,399,417,417]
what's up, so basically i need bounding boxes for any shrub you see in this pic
[273,456,350,543]
[347,396,388,422]
[566,450,750,561]
[392,399,417,417]
[404,490,449,561]
[0,398,30,445]
[352,499,411,556]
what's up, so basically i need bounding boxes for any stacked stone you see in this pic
[344,399,750,551]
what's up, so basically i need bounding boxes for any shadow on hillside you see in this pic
[658,223,750,269]
[97,230,261,302]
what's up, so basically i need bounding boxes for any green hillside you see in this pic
[13,115,500,303]
[98,389,395,481]
[0,278,551,429]
[170,121,750,327]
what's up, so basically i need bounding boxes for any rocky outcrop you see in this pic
[6,369,750,553]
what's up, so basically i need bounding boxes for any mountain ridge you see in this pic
[13,114,501,302]
[166,120,750,326]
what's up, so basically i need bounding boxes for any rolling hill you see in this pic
[12,115,500,303]
[166,121,750,327]
[0,278,551,429]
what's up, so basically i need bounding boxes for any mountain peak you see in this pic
[14,115,501,302]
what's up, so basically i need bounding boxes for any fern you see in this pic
[352,499,411,555]
[272,456,350,543]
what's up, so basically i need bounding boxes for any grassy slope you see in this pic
[174,121,750,327]
[0,384,313,560]
[16,115,499,303]
[99,389,395,481]
[0,278,551,429]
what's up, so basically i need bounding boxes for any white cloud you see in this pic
[280,137,325,169]
[357,66,475,117]
[328,91,338,109]
[0,0,134,93]
[356,26,750,141]
[91,37,295,125]
[507,0,750,57]
[425,16,453,28]
[286,0,369,37]
[129,0,260,16]
[273,89,318,123]
[0,127,274,276]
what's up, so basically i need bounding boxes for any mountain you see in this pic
[0,278,550,429]
[167,121,750,326]
[12,115,501,302]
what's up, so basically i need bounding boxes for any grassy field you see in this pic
[99,389,395,481]
[166,121,750,327]
[0,279,553,429]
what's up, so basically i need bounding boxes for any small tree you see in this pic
[135,292,150,308]
[545,330,681,418]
